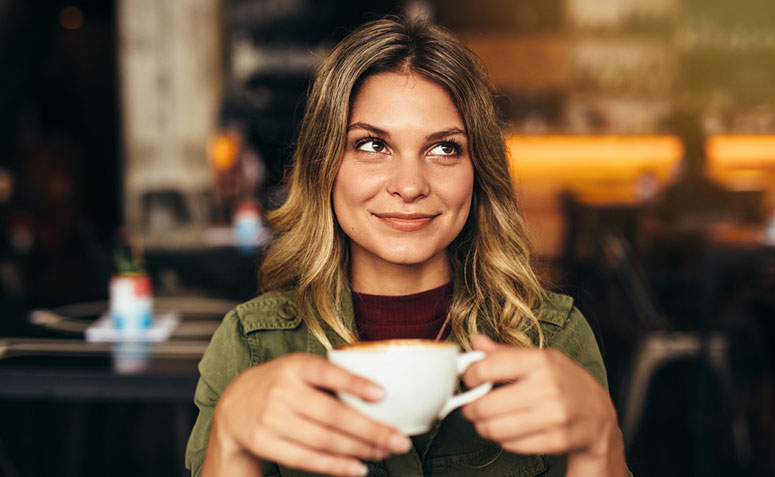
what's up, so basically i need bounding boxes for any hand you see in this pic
[203,353,412,477]
[461,336,627,476]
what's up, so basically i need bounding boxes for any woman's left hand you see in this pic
[461,335,627,477]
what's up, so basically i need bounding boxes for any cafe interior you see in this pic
[1,0,774,476]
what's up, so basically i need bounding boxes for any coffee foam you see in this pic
[333,339,456,352]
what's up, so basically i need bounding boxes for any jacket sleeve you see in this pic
[545,305,609,392]
[185,309,253,477]
[542,304,635,477]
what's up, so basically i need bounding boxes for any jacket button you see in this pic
[278,303,295,320]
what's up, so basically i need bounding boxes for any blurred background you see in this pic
[1,0,774,476]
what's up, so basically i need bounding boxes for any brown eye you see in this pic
[429,142,459,156]
[356,139,387,153]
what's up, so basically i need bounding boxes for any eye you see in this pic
[355,138,388,153]
[429,141,460,156]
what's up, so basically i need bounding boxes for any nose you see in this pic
[386,155,430,202]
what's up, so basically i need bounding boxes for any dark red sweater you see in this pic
[352,283,452,341]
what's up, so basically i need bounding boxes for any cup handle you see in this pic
[438,351,493,419]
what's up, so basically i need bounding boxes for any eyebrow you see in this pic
[347,122,467,142]
[347,122,390,138]
[425,128,467,142]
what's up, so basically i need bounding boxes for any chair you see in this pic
[598,231,752,465]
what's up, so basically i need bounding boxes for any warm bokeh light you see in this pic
[59,5,84,31]
[506,135,684,204]
[208,132,240,172]
[0,168,13,204]
[706,135,775,191]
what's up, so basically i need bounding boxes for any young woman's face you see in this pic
[333,72,474,280]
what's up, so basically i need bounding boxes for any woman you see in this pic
[186,14,629,477]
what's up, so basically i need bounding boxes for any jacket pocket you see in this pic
[424,445,548,477]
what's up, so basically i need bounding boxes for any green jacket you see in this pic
[186,289,612,477]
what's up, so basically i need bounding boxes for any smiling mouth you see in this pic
[373,213,437,232]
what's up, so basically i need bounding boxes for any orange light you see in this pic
[706,135,775,191]
[209,132,240,172]
[59,6,84,30]
[506,135,684,203]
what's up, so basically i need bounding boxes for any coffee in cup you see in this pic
[328,339,492,435]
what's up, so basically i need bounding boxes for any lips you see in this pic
[373,212,437,232]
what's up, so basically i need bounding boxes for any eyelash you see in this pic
[352,136,386,153]
[431,139,463,157]
[351,136,463,157]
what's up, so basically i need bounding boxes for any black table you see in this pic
[0,298,234,477]
[0,340,207,401]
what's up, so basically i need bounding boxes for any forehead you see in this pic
[348,72,464,129]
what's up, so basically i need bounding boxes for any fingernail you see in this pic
[388,434,411,454]
[364,384,384,401]
[348,462,368,477]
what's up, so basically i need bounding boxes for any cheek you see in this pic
[332,173,359,219]
[333,163,384,209]
[331,179,352,229]
[332,164,375,230]
[448,168,475,214]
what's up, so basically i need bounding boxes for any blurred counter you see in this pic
[0,297,235,477]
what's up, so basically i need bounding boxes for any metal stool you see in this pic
[621,331,751,463]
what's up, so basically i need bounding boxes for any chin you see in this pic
[376,247,441,267]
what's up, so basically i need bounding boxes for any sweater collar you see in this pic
[305,285,464,356]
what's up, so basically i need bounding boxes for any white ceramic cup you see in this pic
[328,339,492,435]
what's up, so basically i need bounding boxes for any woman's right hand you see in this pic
[201,353,412,477]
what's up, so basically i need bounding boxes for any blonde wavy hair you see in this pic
[259,14,546,350]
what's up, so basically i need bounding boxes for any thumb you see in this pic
[471,334,502,353]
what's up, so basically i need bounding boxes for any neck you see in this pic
[349,251,450,295]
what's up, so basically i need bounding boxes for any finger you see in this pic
[293,385,412,455]
[258,436,371,477]
[463,347,542,387]
[300,355,384,402]
[276,411,388,461]
[499,429,558,456]
[471,405,566,443]
[470,334,503,353]
[500,427,584,456]
[461,382,538,420]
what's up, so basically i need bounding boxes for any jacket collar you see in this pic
[235,284,574,353]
